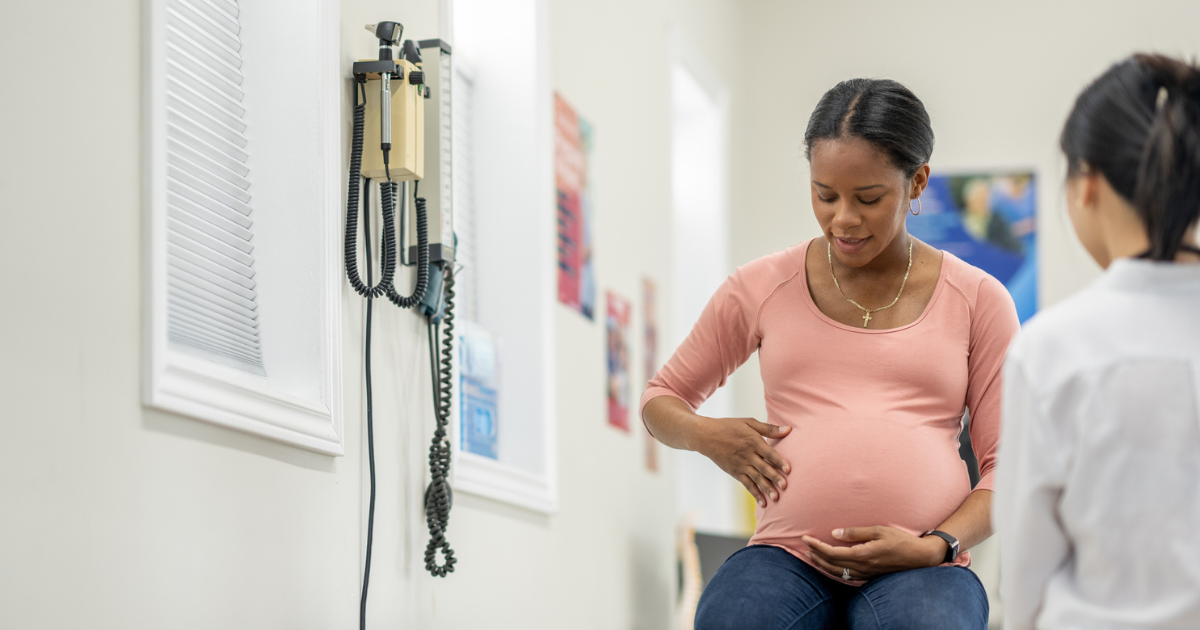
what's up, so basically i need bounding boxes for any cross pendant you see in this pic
[862,312,872,327]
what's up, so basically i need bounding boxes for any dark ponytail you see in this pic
[1061,54,1200,261]
[804,78,934,178]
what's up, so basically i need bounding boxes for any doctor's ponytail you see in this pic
[1061,54,1200,261]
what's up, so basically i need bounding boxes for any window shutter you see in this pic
[163,0,264,374]
[452,66,477,322]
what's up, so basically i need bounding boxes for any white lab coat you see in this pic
[996,258,1200,630]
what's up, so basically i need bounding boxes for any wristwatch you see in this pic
[921,529,960,564]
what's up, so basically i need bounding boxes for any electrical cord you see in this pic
[348,62,450,630]
[423,264,456,577]
[345,81,398,299]
[386,180,430,309]
[345,72,426,308]
[359,181,379,630]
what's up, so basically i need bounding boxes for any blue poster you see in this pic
[461,380,498,459]
[908,173,1038,322]
[459,323,499,459]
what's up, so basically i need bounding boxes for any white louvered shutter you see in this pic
[163,0,264,374]
[452,65,477,322]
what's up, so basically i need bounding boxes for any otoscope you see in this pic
[366,21,403,171]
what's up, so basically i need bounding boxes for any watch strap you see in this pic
[922,529,960,564]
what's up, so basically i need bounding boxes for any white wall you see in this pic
[732,0,1200,301]
[728,1,1200,624]
[0,0,745,628]
[547,0,748,626]
[9,1,1183,627]
[670,62,749,537]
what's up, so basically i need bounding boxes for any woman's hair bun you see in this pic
[804,78,934,178]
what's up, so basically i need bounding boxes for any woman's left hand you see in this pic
[801,526,947,581]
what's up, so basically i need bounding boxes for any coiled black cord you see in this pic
[386,180,430,308]
[424,265,456,577]
[345,81,398,299]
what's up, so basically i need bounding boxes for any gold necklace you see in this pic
[827,239,913,328]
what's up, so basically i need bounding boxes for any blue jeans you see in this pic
[694,545,988,630]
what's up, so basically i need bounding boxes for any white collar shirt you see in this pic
[996,258,1200,630]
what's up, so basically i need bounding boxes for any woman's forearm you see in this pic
[642,395,709,451]
[936,489,993,554]
[643,394,792,507]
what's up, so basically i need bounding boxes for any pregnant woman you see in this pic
[641,79,1019,629]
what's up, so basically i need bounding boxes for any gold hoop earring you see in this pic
[909,198,922,216]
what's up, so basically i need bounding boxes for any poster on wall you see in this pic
[606,291,631,432]
[908,172,1038,322]
[459,323,499,459]
[554,93,597,320]
[642,278,659,471]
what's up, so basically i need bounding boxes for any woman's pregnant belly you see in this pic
[749,416,972,564]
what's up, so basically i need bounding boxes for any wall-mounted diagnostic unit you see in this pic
[343,19,459,629]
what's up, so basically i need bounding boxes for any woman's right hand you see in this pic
[694,417,792,508]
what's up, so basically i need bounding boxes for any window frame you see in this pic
[447,0,558,513]
[142,0,345,455]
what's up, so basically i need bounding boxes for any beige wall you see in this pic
[0,0,748,628]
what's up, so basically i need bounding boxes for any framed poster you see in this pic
[554,93,596,320]
[606,291,631,431]
[459,323,499,459]
[908,172,1038,322]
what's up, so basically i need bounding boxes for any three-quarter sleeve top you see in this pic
[641,238,1020,583]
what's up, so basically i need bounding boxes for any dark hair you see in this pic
[1061,53,1200,261]
[804,78,934,178]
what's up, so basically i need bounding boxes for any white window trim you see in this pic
[447,0,557,513]
[453,452,557,513]
[141,0,344,455]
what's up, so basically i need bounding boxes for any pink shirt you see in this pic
[641,238,1019,583]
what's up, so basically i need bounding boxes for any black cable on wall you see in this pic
[424,269,456,576]
[358,180,379,630]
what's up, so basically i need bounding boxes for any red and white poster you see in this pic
[606,291,631,431]
[554,93,596,320]
[643,278,659,470]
